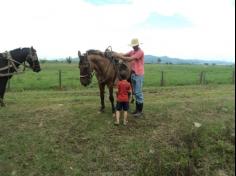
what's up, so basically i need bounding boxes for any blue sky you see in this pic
[0,0,235,62]
[139,13,192,28]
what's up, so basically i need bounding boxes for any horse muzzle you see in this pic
[80,79,91,87]
[33,67,41,72]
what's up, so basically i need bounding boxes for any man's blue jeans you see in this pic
[131,73,144,104]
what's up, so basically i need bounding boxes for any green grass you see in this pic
[0,85,235,175]
[144,64,234,86]
[7,63,235,91]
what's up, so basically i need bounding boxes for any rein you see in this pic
[79,71,95,79]
[95,46,116,84]
[99,47,114,83]
[79,52,95,80]
[0,51,30,77]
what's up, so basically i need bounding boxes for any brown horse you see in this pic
[78,49,132,114]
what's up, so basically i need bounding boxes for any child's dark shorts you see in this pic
[116,102,129,111]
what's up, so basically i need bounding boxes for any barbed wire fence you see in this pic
[6,69,235,91]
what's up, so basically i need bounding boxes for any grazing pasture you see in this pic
[6,63,234,91]
[0,63,235,175]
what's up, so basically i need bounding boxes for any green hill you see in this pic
[144,55,234,65]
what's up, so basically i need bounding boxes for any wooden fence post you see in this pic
[199,71,202,84]
[199,71,205,84]
[160,71,164,86]
[59,70,62,89]
[203,71,206,84]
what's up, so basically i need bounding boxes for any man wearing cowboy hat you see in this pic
[115,38,144,117]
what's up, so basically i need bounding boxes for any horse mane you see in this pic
[86,49,105,57]
[10,48,30,54]
[9,48,29,58]
[86,49,118,61]
[10,48,21,53]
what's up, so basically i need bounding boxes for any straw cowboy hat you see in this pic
[129,38,142,47]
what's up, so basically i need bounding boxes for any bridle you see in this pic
[79,52,95,80]
[25,48,39,70]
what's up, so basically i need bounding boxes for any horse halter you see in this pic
[25,48,39,70]
[79,53,94,80]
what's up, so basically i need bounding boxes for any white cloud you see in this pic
[0,0,234,61]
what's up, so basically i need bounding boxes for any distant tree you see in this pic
[157,58,162,64]
[40,60,47,64]
[212,63,216,66]
[66,56,72,64]
[204,63,209,65]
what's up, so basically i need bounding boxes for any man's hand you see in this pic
[112,52,133,62]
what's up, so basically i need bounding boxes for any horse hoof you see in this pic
[0,104,6,107]
[99,109,105,113]
[0,99,5,107]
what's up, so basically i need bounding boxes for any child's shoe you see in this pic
[123,120,128,126]
[114,121,120,126]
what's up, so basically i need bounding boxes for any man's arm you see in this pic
[120,56,136,62]
[112,53,136,62]
[113,50,143,62]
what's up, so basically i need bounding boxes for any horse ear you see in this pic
[78,50,81,56]
[30,46,36,52]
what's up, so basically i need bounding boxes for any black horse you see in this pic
[0,47,41,107]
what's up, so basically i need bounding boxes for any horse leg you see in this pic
[0,97,4,107]
[0,77,8,107]
[99,83,105,112]
[108,85,115,114]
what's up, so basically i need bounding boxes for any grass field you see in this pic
[7,63,235,91]
[0,84,235,175]
[0,63,235,175]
